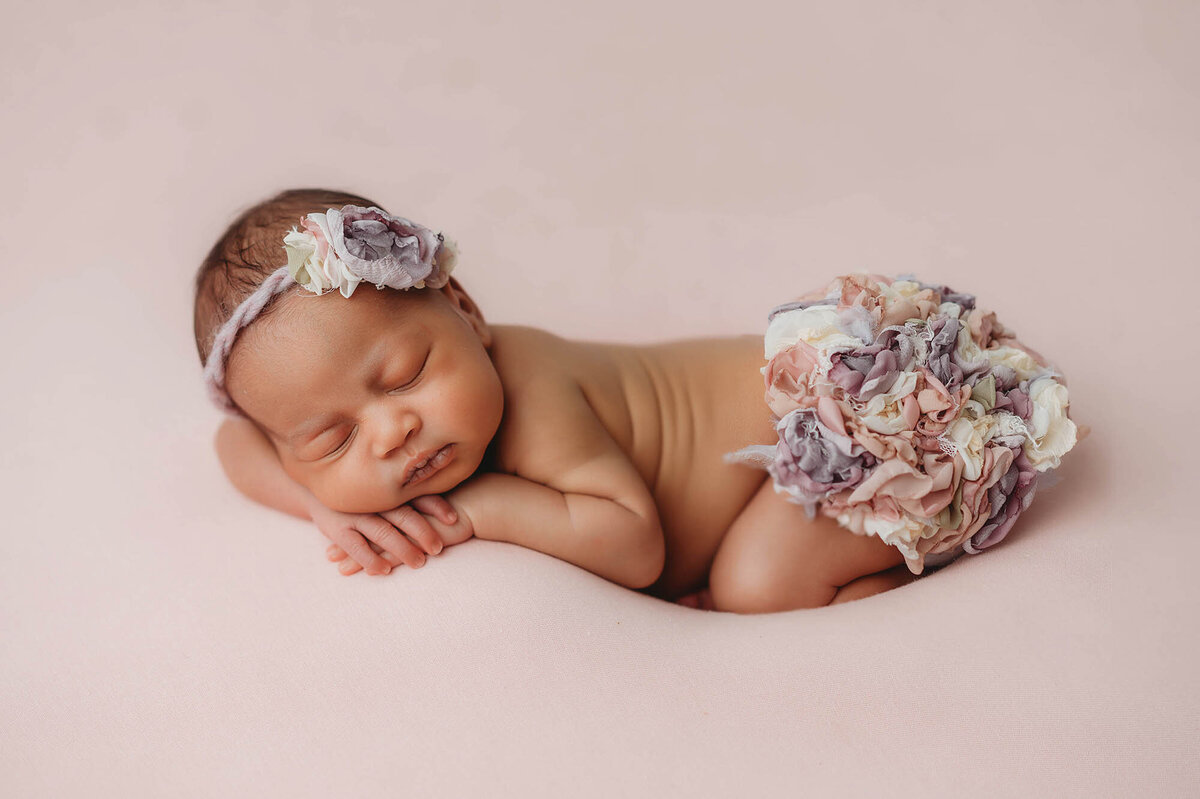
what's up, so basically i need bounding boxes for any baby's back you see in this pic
[487,326,775,597]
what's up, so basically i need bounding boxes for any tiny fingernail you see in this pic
[433,543,444,555]
[447,511,458,523]
[381,566,391,575]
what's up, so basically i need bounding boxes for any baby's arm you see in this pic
[450,471,663,589]
[446,377,666,590]
[214,417,320,521]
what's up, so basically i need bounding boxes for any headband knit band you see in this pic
[202,266,298,416]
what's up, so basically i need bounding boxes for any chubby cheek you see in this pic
[303,466,401,515]
[460,364,505,444]
[337,479,402,515]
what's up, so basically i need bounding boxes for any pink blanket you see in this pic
[2,1,1195,795]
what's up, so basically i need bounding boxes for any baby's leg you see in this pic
[829,564,918,605]
[708,478,914,613]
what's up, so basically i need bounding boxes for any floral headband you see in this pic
[201,204,458,417]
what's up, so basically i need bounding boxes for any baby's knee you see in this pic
[708,550,834,614]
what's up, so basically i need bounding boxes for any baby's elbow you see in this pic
[213,423,238,479]
[625,522,666,590]
[213,418,249,465]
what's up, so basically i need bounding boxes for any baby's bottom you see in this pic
[704,477,918,613]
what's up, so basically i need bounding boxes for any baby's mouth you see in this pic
[402,444,455,487]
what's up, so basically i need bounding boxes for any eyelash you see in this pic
[389,352,429,394]
[322,352,429,459]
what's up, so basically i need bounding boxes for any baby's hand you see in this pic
[309,495,459,577]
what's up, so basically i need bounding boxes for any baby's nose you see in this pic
[373,410,420,459]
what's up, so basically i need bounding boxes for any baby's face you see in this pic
[225,281,504,514]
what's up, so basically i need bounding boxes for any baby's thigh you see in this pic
[708,478,906,611]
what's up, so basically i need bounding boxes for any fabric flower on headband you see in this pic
[283,205,458,298]
[725,273,1089,576]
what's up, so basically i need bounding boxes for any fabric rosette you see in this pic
[726,273,1087,575]
[283,205,458,298]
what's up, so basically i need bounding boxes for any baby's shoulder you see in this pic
[487,325,572,380]
[486,326,615,475]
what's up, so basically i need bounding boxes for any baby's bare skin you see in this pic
[486,326,773,599]
[484,326,911,606]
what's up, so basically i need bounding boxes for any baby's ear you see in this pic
[439,277,492,347]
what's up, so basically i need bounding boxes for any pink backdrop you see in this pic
[2,1,1197,795]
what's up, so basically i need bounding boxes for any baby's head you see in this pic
[193,188,504,514]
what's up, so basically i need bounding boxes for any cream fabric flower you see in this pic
[854,370,921,434]
[284,223,362,298]
[848,509,941,574]
[764,305,863,374]
[1024,376,1078,471]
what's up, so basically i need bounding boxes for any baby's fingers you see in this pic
[338,543,396,576]
[410,494,458,527]
[331,528,392,576]
[377,506,442,558]
[360,514,429,569]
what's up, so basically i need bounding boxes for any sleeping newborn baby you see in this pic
[194,188,1084,613]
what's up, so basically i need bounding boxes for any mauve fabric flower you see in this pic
[965,444,1038,553]
[328,205,452,290]
[827,327,917,401]
[925,315,965,391]
[769,407,877,505]
[938,288,976,309]
[990,364,1018,391]
[993,385,1034,421]
[980,368,1034,423]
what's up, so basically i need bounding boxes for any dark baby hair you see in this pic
[192,187,386,368]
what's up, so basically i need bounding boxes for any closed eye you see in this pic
[324,427,356,459]
[389,351,429,393]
